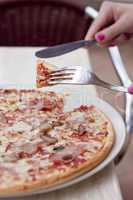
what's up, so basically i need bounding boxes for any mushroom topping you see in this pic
[41,135,57,145]
[53,145,64,151]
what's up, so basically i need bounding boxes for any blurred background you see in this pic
[0,0,132,199]
[0,0,132,46]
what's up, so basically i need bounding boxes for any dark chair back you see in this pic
[0,0,92,46]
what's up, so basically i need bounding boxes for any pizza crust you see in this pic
[0,136,114,195]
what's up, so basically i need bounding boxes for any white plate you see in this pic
[0,84,126,198]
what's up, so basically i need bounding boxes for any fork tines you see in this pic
[50,68,76,74]
[48,68,76,85]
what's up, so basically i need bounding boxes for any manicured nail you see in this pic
[96,33,105,42]
[128,84,133,94]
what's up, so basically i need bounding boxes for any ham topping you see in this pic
[41,135,57,145]
[51,145,82,164]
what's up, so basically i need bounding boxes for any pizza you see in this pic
[36,60,55,88]
[0,89,115,195]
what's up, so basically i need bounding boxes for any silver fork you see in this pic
[48,66,130,93]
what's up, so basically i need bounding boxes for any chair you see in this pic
[0,0,93,46]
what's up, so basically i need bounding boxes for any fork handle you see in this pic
[94,78,128,93]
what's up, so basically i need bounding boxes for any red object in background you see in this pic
[0,0,93,46]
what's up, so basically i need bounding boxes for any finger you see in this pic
[99,33,132,47]
[95,15,132,44]
[110,33,133,46]
[85,3,113,40]
[102,34,127,47]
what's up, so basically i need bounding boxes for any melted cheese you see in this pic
[39,159,50,168]
[15,159,31,174]
[70,112,85,121]
[7,121,32,132]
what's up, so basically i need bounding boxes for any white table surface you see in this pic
[0,47,123,200]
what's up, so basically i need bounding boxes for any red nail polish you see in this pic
[128,84,133,94]
[96,34,105,41]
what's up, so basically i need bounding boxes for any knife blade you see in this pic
[35,40,96,58]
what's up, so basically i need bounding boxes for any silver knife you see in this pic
[35,40,96,58]
[86,6,133,162]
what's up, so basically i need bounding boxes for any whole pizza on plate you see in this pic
[0,89,114,194]
[0,86,115,194]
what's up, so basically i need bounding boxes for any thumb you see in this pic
[95,15,131,44]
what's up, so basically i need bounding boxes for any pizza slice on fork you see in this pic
[36,60,55,88]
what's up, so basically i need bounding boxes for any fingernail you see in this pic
[96,33,105,42]
[128,84,133,94]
